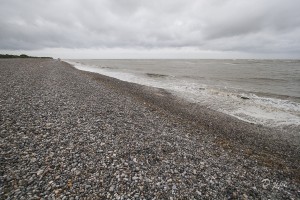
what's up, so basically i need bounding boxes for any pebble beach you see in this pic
[0,59,299,199]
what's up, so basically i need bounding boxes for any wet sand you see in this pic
[1,59,299,199]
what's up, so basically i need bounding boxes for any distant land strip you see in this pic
[0,54,53,59]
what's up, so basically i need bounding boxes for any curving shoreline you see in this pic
[1,59,299,199]
[74,61,300,166]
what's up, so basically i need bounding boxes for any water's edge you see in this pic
[64,60,300,136]
[63,60,300,176]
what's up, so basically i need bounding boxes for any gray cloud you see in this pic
[0,0,299,57]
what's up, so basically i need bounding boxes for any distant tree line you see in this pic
[0,54,53,59]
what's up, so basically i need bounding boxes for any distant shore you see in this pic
[1,58,299,199]
[0,53,53,59]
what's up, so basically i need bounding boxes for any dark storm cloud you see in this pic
[0,0,299,55]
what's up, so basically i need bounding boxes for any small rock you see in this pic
[85,185,91,190]
[109,185,115,192]
[37,169,44,176]
[75,170,81,176]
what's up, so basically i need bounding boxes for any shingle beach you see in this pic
[1,59,299,199]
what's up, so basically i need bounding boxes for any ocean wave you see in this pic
[248,77,288,82]
[145,73,169,78]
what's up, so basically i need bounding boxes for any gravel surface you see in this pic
[0,59,299,199]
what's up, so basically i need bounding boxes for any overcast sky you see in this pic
[0,0,299,58]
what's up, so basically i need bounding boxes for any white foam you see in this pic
[176,86,300,127]
[67,61,141,83]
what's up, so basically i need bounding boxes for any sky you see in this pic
[0,0,299,59]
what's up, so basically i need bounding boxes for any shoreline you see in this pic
[68,62,300,169]
[1,59,299,198]
[66,59,300,134]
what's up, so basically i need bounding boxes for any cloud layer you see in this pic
[0,0,299,58]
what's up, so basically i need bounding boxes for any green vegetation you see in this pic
[0,54,52,59]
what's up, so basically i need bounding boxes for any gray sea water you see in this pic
[66,59,300,133]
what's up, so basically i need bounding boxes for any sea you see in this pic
[65,59,300,134]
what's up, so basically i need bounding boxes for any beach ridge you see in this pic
[1,59,299,199]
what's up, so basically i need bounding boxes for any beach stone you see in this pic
[109,185,115,192]
[36,169,43,176]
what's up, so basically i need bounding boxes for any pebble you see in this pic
[109,185,115,192]
[36,169,44,176]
